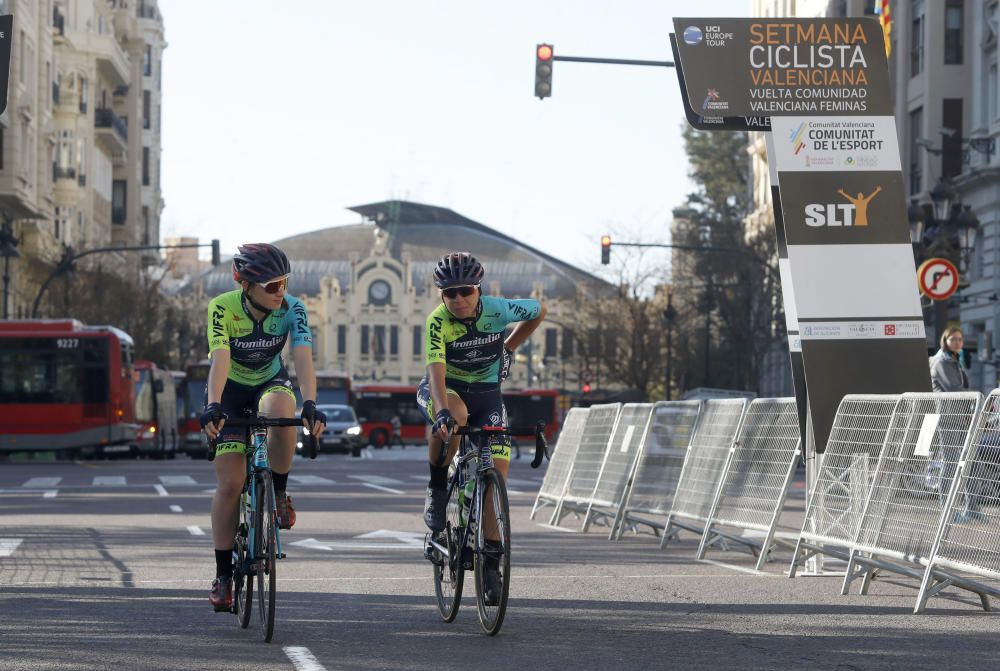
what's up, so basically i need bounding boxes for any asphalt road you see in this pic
[1,446,998,671]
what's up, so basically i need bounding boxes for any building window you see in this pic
[142,206,149,245]
[142,147,150,186]
[945,0,964,64]
[412,325,421,356]
[143,45,152,76]
[942,99,964,178]
[0,128,5,170]
[911,0,925,76]
[337,325,346,355]
[544,328,558,358]
[990,61,998,122]
[142,90,151,129]
[112,180,126,224]
[562,328,574,358]
[361,325,370,355]
[373,325,386,359]
[390,326,399,355]
[909,107,923,195]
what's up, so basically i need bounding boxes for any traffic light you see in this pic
[600,235,611,265]
[582,383,592,394]
[535,44,553,99]
[211,239,220,266]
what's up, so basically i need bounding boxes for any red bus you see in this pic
[130,361,179,458]
[354,384,424,447]
[0,319,137,453]
[353,384,562,448]
[179,361,209,452]
[501,388,561,442]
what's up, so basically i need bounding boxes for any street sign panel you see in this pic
[917,257,959,301]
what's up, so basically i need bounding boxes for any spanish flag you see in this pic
[875,0,892,57]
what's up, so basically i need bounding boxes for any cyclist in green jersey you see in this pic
[418,252,546,603]
[199,243,327,612]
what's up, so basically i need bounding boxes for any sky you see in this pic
[157,0,751,276]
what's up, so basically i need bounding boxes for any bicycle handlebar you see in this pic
[450,421,550,469]
[206,416,319,461]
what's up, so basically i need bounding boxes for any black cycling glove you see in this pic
[499,346,514,383]
[301,400,327,427]
[432,409,454,437]
[199,402,226,429]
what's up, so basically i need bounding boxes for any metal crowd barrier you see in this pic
[550,403,622,527]
[789,395,900,577]
[579,404,656,532]
[841,392,982,596]
[530,407,589,521]
[661,398,748,547]
[611,401,702,540]
[917,389,1000,613]
[696,398,802,569]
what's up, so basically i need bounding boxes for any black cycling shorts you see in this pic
[206,366,296,455]
[416,377,511,461]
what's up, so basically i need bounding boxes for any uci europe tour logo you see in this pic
[805,186,883,227]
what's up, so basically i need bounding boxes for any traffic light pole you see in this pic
[31,241,220,318]
[551,55,674,68]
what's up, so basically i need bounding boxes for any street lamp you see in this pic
[0,215,19,320]
[661,292,677,401]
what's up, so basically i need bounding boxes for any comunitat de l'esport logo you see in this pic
[805,185,882,227]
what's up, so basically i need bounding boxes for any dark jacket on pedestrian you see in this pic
[929,348,969,392]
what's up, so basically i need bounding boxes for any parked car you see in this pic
[298,404,364,457]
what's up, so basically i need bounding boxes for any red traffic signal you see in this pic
[582,383,592,393]
[535,43,554,99]
[600,235,611,265]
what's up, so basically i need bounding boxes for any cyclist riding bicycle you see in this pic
[418,251,546,602]
[199,243,327,612]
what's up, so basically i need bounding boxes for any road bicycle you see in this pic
[211,414,317,642]
[426,421,548,635]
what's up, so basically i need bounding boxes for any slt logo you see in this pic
[805,185,882,227]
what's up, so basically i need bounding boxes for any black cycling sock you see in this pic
[215,549,233,578]
[429,463,448,489]
[272,471,289,493]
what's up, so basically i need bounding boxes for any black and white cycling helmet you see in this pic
[433,252,484,289]
[232,243,291,284]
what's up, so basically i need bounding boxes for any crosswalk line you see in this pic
[159,475,197,486]
[0,539,23,557]
[288,475,336,485]
[22,477,61,488]
[348,475,403,485]
[187,526,205,536]
[93,476,127,486]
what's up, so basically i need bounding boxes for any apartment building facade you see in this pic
[0,0,165,319]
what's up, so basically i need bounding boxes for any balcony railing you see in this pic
[53,165,76,181]
[95,108,128,142]
[112,207,126,224]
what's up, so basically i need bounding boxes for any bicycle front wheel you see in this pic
[234,521,253,628]
[255,473,277,642]
[474,469,511,636]
[433,479,464,622]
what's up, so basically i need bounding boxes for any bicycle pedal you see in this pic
[277,553,286,559]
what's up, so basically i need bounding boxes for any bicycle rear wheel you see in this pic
[255,473,277,642]
[234,521,253,628]
[433,479,464,622]
[474,468,511,636]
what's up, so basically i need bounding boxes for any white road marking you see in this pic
[154,485,169,497]
[288,474,336,485]
[361,483,404,494]
[0,538,23,557]
[187,526,205,536]
[354,530,425,546]
[43,490,58,499]
[23,477,61,488]
[536,523,579,533]
[348,474,403,485]
[93,476,127,486]
[289,538,416,551]
[159,475,196,486]
[283,646,328,671]
[169,505,183,513]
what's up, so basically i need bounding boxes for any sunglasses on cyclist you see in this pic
[441,286,477,299]
[259,277,288,294]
